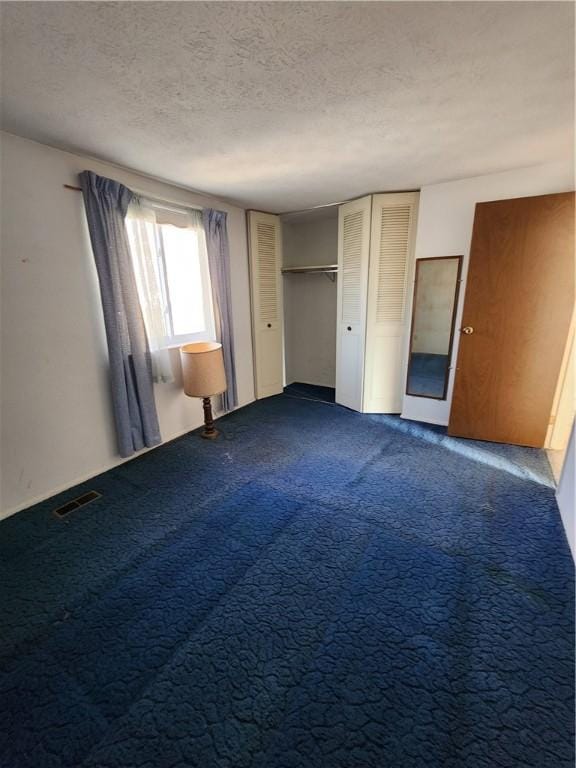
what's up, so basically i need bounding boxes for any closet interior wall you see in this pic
[282,209,338,389]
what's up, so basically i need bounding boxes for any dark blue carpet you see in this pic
[0,389,573,768]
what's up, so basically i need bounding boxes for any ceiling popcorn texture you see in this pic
[1,1,573,211]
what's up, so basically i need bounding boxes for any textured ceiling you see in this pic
[1,1,574,212]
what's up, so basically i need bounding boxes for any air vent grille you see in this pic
[53,490,101,518]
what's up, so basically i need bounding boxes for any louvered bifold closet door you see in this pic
[248,211,284,399]
[335,196,372,411]
[363,192,419,413]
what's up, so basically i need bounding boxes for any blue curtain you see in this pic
[202,209,238,411]
[80,171,161,457]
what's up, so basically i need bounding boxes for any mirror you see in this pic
[406,256,462,400]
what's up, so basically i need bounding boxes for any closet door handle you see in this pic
[347,326,352,331]
[460,326,474,335]
[267,323,272,328]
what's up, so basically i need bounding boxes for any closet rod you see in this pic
[281,264,338,274]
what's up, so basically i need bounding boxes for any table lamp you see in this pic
[180,342,227,439]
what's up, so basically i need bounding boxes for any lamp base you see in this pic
[201,397,219,440]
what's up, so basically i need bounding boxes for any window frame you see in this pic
[128,201,216,350]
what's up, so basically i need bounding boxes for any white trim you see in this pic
[400,413,447,427]
[556,422,575,560]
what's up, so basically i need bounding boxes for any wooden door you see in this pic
[363,192,419,413]
[335,195,371,411]
[247,211,284,399]
[449,192,575,447]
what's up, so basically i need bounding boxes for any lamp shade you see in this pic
[180,342,227,398]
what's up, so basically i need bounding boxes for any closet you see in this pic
[282,207,339,393]
[248,189,574,457]
[247,191,419,413]
[337,193,419,412]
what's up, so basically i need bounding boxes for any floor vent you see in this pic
[53,490,101,518]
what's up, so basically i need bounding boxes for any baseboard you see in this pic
[0,399,254,522]
[400,413,448,427]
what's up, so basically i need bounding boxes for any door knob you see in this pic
[460,326,474,335]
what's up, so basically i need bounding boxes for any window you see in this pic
[126,202,215,349]
[149,219,214,345]
[124,200,215,384]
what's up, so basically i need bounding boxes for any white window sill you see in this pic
[160,338,217,351]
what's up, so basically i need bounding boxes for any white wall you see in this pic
[282,213,338,388]
[556,422,575,559]
[282,215,338,269]
[0,132,255,517]
[401,161,574,426]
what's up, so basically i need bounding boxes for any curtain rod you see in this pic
[63,183,203,211]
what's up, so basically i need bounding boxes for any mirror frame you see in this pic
[405,255,463,401]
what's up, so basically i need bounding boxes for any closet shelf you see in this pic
[281,264,338,274]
